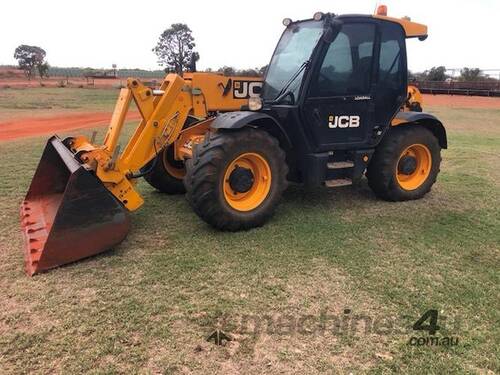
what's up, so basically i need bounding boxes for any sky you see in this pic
[0,0,498,73]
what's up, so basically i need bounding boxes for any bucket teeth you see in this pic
[20,136,130,276]
[20,200,51,275]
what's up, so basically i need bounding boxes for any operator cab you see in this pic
[251,8,429,186]
[259,10,426,150]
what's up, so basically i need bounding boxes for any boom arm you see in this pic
[69,73,262,211]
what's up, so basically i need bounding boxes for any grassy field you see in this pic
[0,88,118,121]
[0,90,499,374]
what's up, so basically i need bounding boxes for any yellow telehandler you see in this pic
[20,6,446,275]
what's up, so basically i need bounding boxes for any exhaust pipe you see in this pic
[20,136,130,276]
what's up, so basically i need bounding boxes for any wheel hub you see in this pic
[228,166,254,193]
[396,144,432,191]
[223,152,272,211]
[398,155,417,175]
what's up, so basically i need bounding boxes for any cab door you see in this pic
[372,21,407,135]
[302,22,377,151]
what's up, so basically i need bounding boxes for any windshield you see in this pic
[261,20,324,101]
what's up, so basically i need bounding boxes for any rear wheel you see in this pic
[366,126,441,201]
[185,128,288,231]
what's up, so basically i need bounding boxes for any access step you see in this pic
[325,178,353,188]
[327,161,355,169]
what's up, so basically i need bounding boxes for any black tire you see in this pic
[143,116,199,194]
[143,146,186,194]
[366,126,441,201]
[185,128,288,231]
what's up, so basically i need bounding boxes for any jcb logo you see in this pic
[233,80,262,99]
[328,115,360,128]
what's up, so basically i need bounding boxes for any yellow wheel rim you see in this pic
[162,148,185,179]
[223,152,272,211]
[396,144,432,191]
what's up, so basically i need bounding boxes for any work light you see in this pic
[313,12,324,21]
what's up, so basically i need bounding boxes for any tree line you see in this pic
[409,66,493,82]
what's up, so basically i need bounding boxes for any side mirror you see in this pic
[322,19,342,43]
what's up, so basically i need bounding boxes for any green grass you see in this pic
[0,93,499,373]
[0,88,118,121]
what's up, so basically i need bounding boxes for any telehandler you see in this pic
[20,6,446,275]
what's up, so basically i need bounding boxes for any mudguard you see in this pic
[393,111,447,149]
[211,111,277,129]
[211,111,292,148]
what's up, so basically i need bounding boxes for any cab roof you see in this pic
[372,14,427,39]
[290,7,428,41]
[334,14,428,40]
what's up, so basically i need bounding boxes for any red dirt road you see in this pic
[0,112,141,141]
[1,94,498,142]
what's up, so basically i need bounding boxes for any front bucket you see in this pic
[20,136,130,276]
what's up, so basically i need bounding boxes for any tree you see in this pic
[14,45,46,80]
[37,62,50,78]
[459,67,482,81]
[424,66,447,81]
[153,23,198,74]
[218,66,236,76]
[238,68,259,76]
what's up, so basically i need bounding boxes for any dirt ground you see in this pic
[0,112,140,141]
[423,94,500,109]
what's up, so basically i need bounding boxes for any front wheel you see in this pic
[185,128,288,231]
[143,116,199,194]
[367,126,441,201]
[143,145,186,194]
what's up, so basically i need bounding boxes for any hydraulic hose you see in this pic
[127,142,159,179]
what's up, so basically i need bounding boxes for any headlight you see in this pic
[248,97,263,111]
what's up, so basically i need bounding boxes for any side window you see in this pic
[311,23,375,97]
[378,23,405,88]
[379,40,402,85]
[323,33,352,81]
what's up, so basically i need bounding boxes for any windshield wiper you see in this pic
[269,60,310,104]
